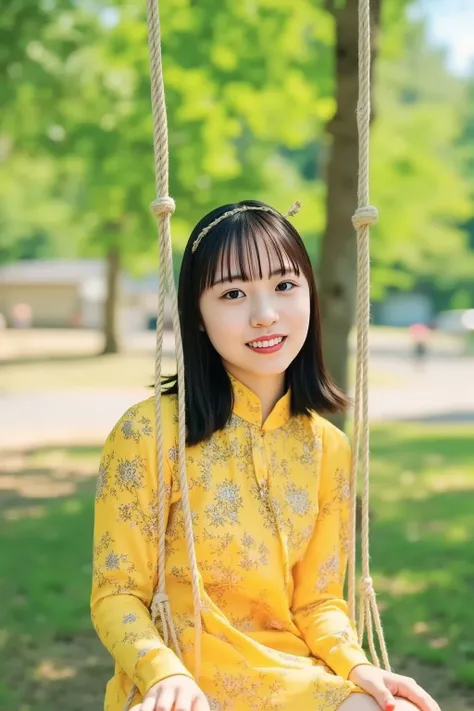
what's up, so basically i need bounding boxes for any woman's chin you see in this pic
[239,353,293,378]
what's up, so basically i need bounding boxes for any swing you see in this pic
[125,0,389,707]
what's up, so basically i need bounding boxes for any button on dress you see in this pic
[91,376,369,711]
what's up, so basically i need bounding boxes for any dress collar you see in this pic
[228,373,291,431]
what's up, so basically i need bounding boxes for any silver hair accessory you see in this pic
[191,200,302,254]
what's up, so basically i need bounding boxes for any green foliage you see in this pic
[370,18,474,300]
[87,0,334,245]
[0,153,82,263]
[1,0,474,310]
[3,1,334,261]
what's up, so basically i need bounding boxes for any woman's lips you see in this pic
[246,335,287,354]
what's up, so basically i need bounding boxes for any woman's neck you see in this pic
[224,364,286,424]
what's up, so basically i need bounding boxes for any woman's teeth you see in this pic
[247,337,283,349]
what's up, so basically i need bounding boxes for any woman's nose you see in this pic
[250,299,279,328]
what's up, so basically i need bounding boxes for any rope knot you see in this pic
[151,196,176,218]
[360,576,375,597]
[150,591,169,621]
[352,205,378,230]
[153,592,169,605]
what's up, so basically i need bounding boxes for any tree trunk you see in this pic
[318,0,381,430]
[102,244,121,355]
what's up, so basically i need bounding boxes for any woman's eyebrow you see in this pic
[211,268,296,286]
[211,273,245,286]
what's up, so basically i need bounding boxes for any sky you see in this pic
[416,0,474,75]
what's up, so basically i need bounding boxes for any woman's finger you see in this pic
[396,683,440,711]
[363,680,396,711]
[141,690,160,711]
[174,687,194,711]
[193,694,211,711]
[151,686,177,711]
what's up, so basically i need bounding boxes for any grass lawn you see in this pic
[0,424,473,710]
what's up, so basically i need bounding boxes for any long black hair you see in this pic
[163,199,349,445]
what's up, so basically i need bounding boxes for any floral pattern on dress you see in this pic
[92,531,137,595]
[91,379,368,711]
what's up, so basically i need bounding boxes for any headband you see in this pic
[191,201,302,254]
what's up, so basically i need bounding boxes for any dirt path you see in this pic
[1,354,473,450]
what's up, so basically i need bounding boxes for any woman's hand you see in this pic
[348,664,441,711]
[131,674,210,711]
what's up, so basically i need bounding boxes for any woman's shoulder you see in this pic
[98,394,181,497]
[309,411,351,454]
[108,392,179,446]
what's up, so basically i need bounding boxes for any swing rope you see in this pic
[348,0,391,671]
[147,0,203,679]
[125,0,388,706]
[123,1,202,708]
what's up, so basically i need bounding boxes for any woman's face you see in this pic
[199,240,311,386]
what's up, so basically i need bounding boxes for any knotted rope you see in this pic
[123,2,202,709]
[348,0,390,672]
[147,0,202,679]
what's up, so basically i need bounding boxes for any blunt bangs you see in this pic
[197,208,304,295]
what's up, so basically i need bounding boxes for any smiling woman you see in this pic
[164,199,349,443]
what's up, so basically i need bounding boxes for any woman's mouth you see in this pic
[246,335,287,354]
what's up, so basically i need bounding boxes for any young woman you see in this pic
[91,200,440,711]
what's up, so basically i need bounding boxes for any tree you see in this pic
[37,0,336,352]
[317,0,383,428]
[3,0,472,364]
[0,0,92,265]
[317,0,472,428]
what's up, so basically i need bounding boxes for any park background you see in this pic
[0,0,473,709]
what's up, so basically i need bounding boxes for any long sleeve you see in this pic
[291,419,371,680]
[90,398,192,696]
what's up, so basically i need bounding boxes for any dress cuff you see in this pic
[134,644,194,695]
[326,643,372,680]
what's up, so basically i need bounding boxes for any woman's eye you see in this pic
[276,281,296,292]
[223,289,244,300]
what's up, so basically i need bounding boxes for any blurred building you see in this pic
[373,292,433,327]
[0,259,162,330]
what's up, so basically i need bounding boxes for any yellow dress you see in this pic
[91,375,370,711]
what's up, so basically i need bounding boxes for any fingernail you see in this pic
[385,703,395,711]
